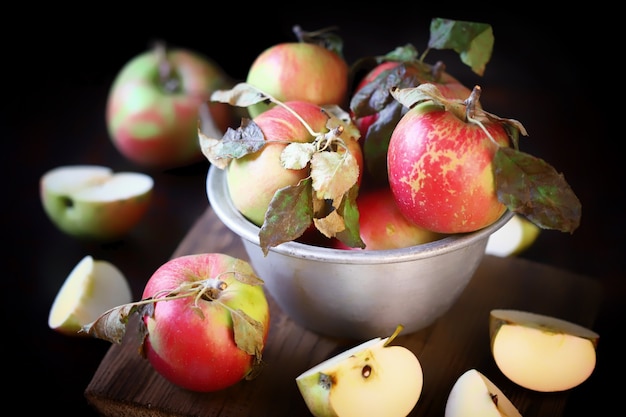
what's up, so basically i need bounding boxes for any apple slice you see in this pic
[445,368,521,417]
[296,332,423,417]
[48,255,133,336]
[485,214,540,257]
[40,165,153,241]
[489,309,599,392]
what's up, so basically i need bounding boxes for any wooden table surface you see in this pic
[85,206,603,417]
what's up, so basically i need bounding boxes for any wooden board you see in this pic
[85,207,603,417]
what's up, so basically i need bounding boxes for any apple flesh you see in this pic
[245,42,348,118]
[40,165,153,241]
[489,309,599,392]
[226,101,363,227]
[333,186,443,250]
[296,336,423,417]
[142,253,270,392]
[387,95,509,233]
[48,255,133,336]
[445,368,521,417]
[485,214,540,257]
[106,46,234,169]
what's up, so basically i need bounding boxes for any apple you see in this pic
[387,84,510,234]
[48,255,133,336]
[245,25,349,118]
[141,253,270,392]
[489,309,599,392]
[40,165,153,241]
[296,329,423,417]
[485,214,540,257]
[106,43,235,169]
[445,368,521,417]
[333,186,444,250]
[225,100,363,228]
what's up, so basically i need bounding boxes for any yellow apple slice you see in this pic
[485,214,540,256]
[40,165,153,241]
[489,309,599,392]
[48,255,133,336]
[296,333,423,417]
[445,368,521,417]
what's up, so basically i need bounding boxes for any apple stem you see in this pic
[465,85,501,148]
[153,41,179,93]
[384,324,405,347]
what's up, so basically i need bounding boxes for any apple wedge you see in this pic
[48,255,133,336]
[485,214,540,257]
[296,333,423,417]
[40,165,153,241]
[489,309,599,392]
[445,368,521,417]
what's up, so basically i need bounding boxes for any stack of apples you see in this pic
[46,18,595,417]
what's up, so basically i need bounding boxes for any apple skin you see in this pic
[226,101,363,227]
[387,101,509,233]
[245,42,349,117]
[333,186,443,250]
[141,253,270,392]
[106,48,234,169]
[354,60,472,139]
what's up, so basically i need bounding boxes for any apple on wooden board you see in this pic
[202,85,364,253]
[245,25,349,118]
[296,327,423,417]
[106,42,235,169]
[82,253,270,392]
[489,309,599,392]
[445,368,521,417]
[48,255,133,336]
[40,165,153,241]
[333,186,444,250]
[485,213,540,257]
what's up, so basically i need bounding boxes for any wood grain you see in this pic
[85,207,603,416]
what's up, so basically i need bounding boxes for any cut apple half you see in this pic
[40,165,153,241]
[489,309,599,392]
[485,214,540,257]
[48,255,133,336]
[445,368,521,417]
[296,332,423,417]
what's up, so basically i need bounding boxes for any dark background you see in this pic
[6,9,622,415]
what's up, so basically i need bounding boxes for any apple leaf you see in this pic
[310,150,358,200]
[80,302,152,344]
[259,179,314,255]
[281,142,316,169]
[494,147,582,233]
[333,184,365,248]
[231,308,265,360]
[362,101,405,184]
[199,118,267,168]
[427,18,494,76]
[210,82,269,108]
[292,24,344,58]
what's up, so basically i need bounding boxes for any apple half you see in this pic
[489,309,599,392]
[40,165,153,241]
[48,255,133,336]
[485,214,540,257]
[296,335,423,417]
[445,368,521,417]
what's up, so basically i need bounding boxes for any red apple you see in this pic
[333,186,444,250]
[106,44,235,169]
[245,26,349,118]
[141,253,270,392]
[226,101,363,227]
[387,85,509,234]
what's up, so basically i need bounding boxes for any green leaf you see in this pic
[259,179,314,255]
[428,18,494,76]
[335,184,365,248]
[494,147,582,233]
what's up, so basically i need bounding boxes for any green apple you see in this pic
[485,214,540,256]
[245,26,349,118]
[106,44,234,169]
[296,333,423,417]
[445,369,521,417]
[48,255,132,336]
[489,309,599,392]
[40,165,153,241]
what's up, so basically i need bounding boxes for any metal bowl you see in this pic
[207,165,513,340]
